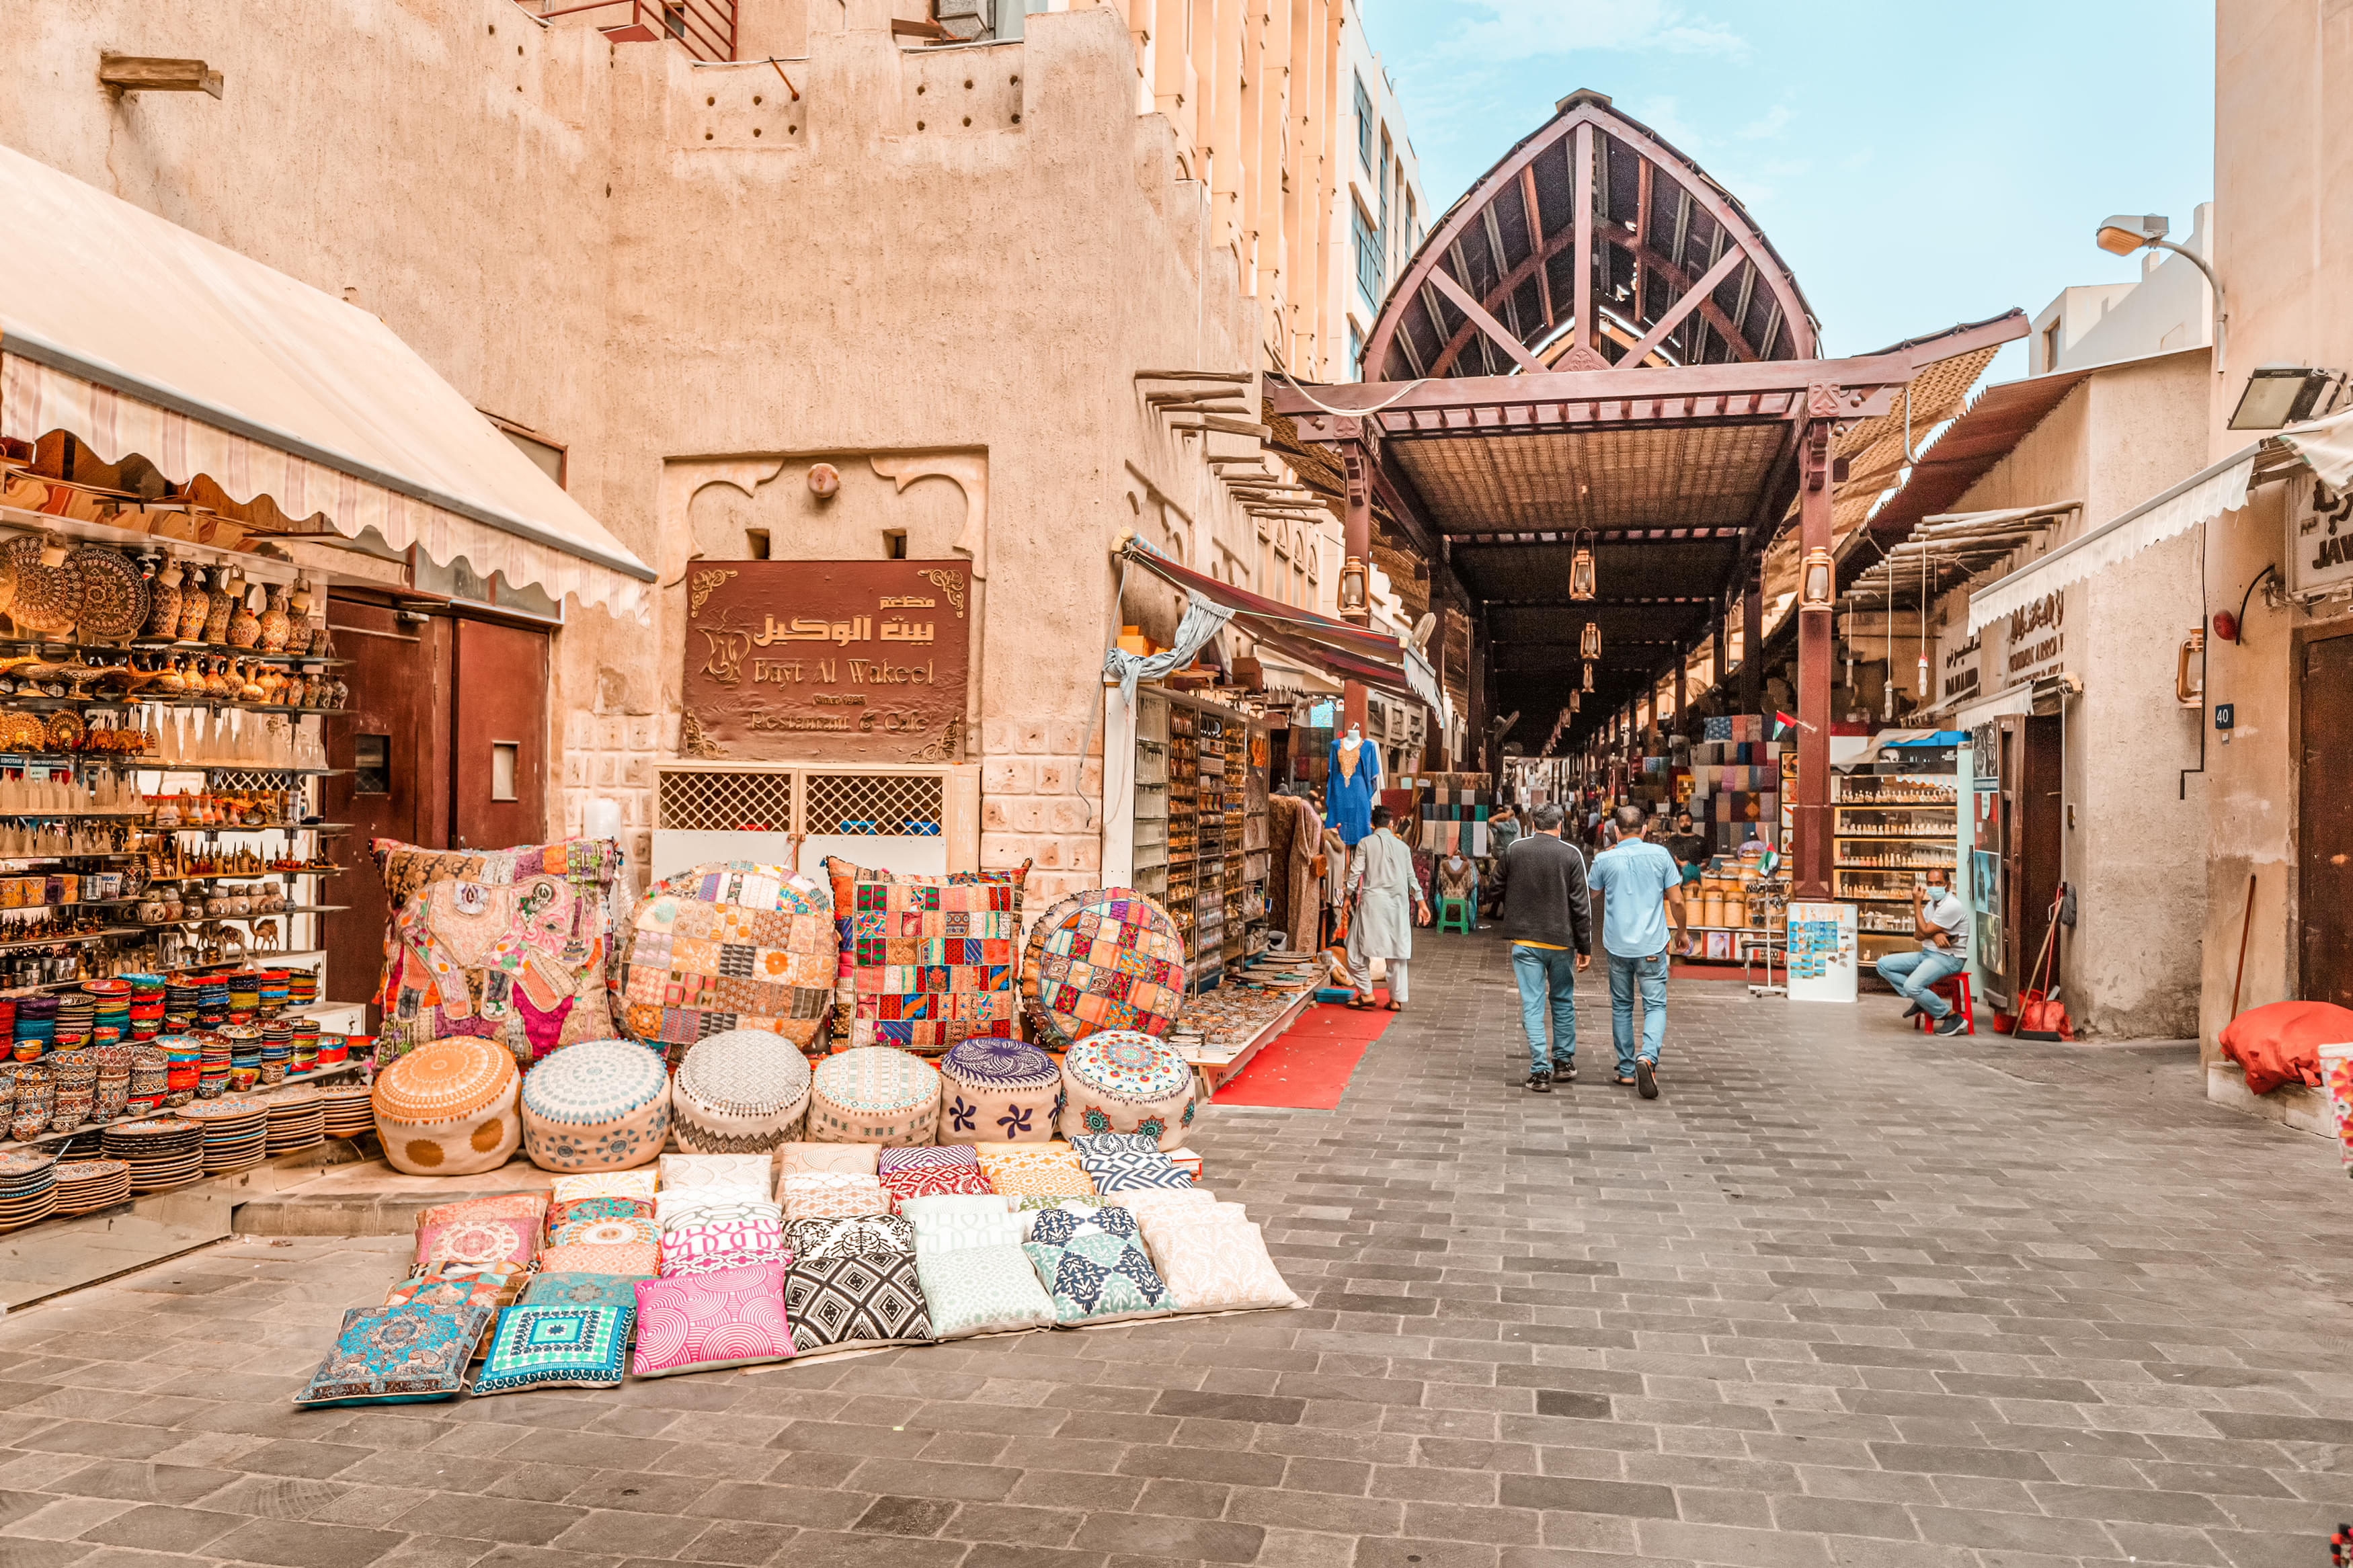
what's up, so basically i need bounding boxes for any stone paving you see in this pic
[3,930,2353,1568]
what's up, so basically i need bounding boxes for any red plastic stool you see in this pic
[1913,971,1975,1035]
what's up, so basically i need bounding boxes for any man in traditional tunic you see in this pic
[1345,805,1431,1011]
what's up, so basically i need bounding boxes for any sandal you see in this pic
[1384,1000,1402,1012]
[1347,997,1378,1010]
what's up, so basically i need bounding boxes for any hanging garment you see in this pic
[1327,737,1381,845]
[1273,796,1324,952]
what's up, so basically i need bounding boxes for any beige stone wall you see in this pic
[3,0,1307,908]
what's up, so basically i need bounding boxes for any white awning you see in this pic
[0,144,653,622]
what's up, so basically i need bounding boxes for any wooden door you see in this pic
[450,618,550,853]
[2013,715,2064,995]
[2301,628,2353,1007]
[321,599,452,1022]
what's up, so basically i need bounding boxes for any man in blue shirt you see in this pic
[1586,804,1689,1100]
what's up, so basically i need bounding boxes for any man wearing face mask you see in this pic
[1875,876,1970,1035]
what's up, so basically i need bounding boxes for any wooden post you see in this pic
[1741,559,1764,718]
[1712,598,1728,709]
[1341,437,1371,734]
[1794,413,1836,899]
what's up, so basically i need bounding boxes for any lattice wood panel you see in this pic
[804,773,943,837]
[657,768,796,833]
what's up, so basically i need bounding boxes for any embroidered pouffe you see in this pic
[519,1040,671,1173]
[672,1029,813,1153]
[807,1047,940,1147]
[1059,1030,1197,1151]
[621,862,837,1065]
[937,1037,1063,1144]
[1020,888,1186,1050]
[372,1038,520,1176]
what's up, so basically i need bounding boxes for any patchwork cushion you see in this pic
[877,1145,994,1210]
[1019,888,1187,1050]
[1022,1204,1174,1325]
[937,1038,1062,1144]
[673,1030,814,1153]
[546,1195,653,1243]
[660,1153,774,1194]
[898,1193,1023,1255]
[785,1250,933,1353]
[413,1215,536,1274]
[631,1261,795,1377]
[1060,1032,1197,1151]
[372,837,625,1069]
[551,1171,659,1204]
[292,1304,491,1408]
[372,1038,521,1177]
[825,857,1030,1054]
[537,1241,660,1278]
[550,1214,663,1249]
[788,1214,916,1260]
[621,862,836,1055]
[415,1193,547,1230]
[914,1245,1054,1339]
[520,1040,671,1173]
[779,1142,880,1177]
[471,1304,631,1395]
[781,1171,892,1222]
[1142,1214,1302,1313]
[385,1264,524,1313]
[808,1048,940,1146]
[1072,1132,1193,1193]
[522,1272,644,1313]
[974,1142,1097,1200]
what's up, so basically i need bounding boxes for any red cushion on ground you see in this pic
[2217,999,2353,1094]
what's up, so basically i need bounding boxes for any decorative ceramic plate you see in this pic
[5,537,83,636]
[68,546,147,640]
[0,1150,56,1178]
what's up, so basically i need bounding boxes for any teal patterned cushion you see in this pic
[1021,1203,1174,1325]
[292,1303,491,1408]
[471,1304,631,1395]
[913,1243,1053,1339]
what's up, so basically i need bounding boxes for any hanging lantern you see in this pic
[1568,690,1581,714]
[1580,621,1601,661]
[1800,546,1835,612]
[1568,533,1596,602]
[1337,556,1367,615]
[1581,661,1595,692]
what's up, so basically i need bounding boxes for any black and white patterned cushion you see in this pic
[784,1251,933,1351]
[788,1213,916,1261]
[1072,1132,1194,1193]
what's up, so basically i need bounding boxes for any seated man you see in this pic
[1876,878,1970,1036]
[1433,850,1479,925]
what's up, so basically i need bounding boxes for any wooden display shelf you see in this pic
[1185,983,1314,1089]
[0,1059,366,1153]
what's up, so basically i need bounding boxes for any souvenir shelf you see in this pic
[1131,693,1169,903]
[1131,689,1272,994]
[1834,770,1959,964]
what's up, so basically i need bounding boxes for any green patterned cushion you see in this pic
[1020,1203,1174,1326]
[471,1304,631,1395]
[292,1304,491,1409]
[912,1243,1053,1339]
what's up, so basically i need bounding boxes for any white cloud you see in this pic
[1444,0,1747,63]
[1737,105,1793,140]
[1626,94,1704,153]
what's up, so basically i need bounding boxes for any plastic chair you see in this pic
[1915,971,1976,1035]
[1436,897,1474,934]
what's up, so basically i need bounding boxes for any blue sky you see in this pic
[1357,0,2215,382]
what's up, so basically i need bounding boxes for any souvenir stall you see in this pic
[1837,736,1962,971]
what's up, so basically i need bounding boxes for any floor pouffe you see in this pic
[1060,1030,1197,1151]
[620,861,837,1065]
[937,1037,1062,1143]
[808,1047,940,1146]
[520,1040,671,1173]
[373,1038,522,1176]
[1020,888,1186,1050]
[674,1030,814,1153]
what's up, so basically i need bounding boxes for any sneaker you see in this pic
[1525,1070,1553,1094]
[1552,1060,1576,1082]
[1901,1003,1924,1021]
[1635,1057,1658,1100]
[1933,1015,1968,1036]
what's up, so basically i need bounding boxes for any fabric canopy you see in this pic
[0,144,653,621]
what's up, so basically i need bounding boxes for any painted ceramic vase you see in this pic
[256,585,290,654]
[227,586,261,650]
[202,574,236,644]
[143,563,182,640]
[176,567,213,643]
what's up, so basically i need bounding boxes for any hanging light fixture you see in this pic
[1580,621,1601,661]
[1568,690,1581,713]
[1568,531,1597,602]
[1800,546,1835,612]
[1337,556,1368,616]
[1581,661,1595,692]
[1915,549,1931,699]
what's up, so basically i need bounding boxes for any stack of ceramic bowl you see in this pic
[317,1083,374,1141]
[125,1048,167,1114]
[196,978,228,1029]
[51,995,92,1056]
[223,1026,261,1091]
[287,970,319,1009]
[261,1090,324,1156]
[102,1118,202,1192]
[226,973,260,1018]
[288,1018,320,1074]
[13,995,56,1061]
[9,1065,50,1141]
[84,980,130,1047]
[165,979,201,1034]
[183,1099,267,1173]
[261,1021,292,1079]
[259,1037,289,1087]
[256,971,289,1016]
[0,997,18,1053]
[48,1053,95,1132]
[196,1036,229,1098]
[52,1158,130,1215]
[0,1151,58,1231]
[91,1045,132,1122]
[125,977,165,1042]
[162,1039,200,1106]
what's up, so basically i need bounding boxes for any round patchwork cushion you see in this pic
[674,1030,814,1153]
[619,861,837,1061]
[1020,889,1186,1050]
[372,1039,520,1176]
[1060,1030,1197,1151]
[807,1047,941,1147]
[519,1040,671,1173]
[938,1037,1062,1144]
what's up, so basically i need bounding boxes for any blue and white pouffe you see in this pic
[1059,1030,1197,1151]
[807,1047,940,1146]
[936,1037,1062,1143]
[673,1030,814,1153]
[520,1040,672,1172]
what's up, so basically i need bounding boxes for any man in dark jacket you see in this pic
[1492,801,1594,1093]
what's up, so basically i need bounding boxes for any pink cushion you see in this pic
[631,1261,795,1377]
[413,1215,536,1273]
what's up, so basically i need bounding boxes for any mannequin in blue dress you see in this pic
[1327,725,1380,846]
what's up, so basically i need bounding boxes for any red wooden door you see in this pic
[451,618,550,853]
[2301,630,2353,1007]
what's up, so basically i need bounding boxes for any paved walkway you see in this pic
[4,930,2352,1568]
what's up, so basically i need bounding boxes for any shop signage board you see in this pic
[680,559,971,763]
[2288,474,2353,596]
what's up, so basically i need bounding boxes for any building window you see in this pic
[2042,320,2063,372]
[1354,74,1373,169]
[1353,202,1382,311]
[1347,321,1364,373]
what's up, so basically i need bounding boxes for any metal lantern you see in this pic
[1568,534,1596,601]
[1580,621,1601,661]
[1581,661,1595,692]
[1337,555,1368,615]
[1800,546,1835,612]
[1569,690,1581,713]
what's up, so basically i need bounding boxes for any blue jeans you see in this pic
[1606,952,1668,1075]
[1510,944,1578,1074]
[1877,947,1967,1020]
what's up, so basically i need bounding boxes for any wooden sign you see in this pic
[680,560,970,762]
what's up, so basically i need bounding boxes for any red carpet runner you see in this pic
[1211,993,1393,1110]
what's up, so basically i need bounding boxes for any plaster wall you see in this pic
[4,0,1293,905]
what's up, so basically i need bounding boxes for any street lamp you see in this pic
[1568,532,1596,600]
[2228,364,2344,430]
[1580,621,1601,660]
[1581,661,1594,692]
[2095,212,2225,373]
